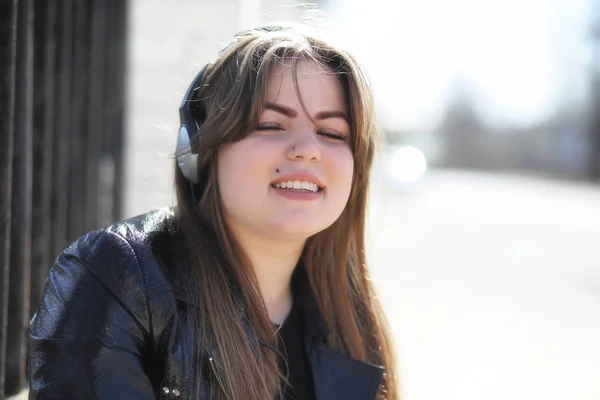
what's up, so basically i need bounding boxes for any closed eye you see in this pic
[318,131,346,141]
[256,124,347,141]
[255,124,284,131]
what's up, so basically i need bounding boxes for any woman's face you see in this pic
[217,60,354,242]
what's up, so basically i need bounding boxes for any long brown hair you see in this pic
[173,22,398,399]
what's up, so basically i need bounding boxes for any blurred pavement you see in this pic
[367,168,600,400]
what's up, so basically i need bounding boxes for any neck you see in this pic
[232,230,305,325]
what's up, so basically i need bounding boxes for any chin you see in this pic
[271,221,329,241]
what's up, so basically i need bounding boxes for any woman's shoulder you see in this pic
[28,208,184,398]
[70,206,175,262]
[102,206,177,248]
[60,207,180,304]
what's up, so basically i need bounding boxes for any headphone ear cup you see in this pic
[176,125,199,183]
[178,64,209,184]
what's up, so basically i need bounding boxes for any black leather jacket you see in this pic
[28,208,384,399]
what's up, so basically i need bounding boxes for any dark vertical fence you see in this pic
[29,0,55,330]
[0,0,18,398]
[5,0,33,395]
[0,0,129,397]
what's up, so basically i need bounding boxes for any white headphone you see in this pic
[177,64,209,184]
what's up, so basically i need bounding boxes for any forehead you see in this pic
[264,60,347,112]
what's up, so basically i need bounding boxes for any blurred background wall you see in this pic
[326,0,600,180]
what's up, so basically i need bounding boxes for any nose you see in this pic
[287,129,321,162]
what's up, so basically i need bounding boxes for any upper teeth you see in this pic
[274,180,320,192]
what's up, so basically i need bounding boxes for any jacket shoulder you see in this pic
[63,207,178,319]
[27,209,179,398]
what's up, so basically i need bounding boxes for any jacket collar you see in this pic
[290,265,384,399]
[309,344,384,400]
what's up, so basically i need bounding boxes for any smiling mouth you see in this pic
[270,180,323,192]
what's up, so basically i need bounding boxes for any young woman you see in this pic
[28,23,398,399]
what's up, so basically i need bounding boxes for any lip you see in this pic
[270,172,325,190]
[271,187,323,201]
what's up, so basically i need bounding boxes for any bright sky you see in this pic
[327,0,593,131]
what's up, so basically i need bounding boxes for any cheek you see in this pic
[217,143,272,208]
[332,148,355,190]
[323,147,354,211]
[217,146,247,210]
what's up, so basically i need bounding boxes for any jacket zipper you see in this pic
[209,357,231,400]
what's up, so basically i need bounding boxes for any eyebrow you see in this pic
[264,102,349,123]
